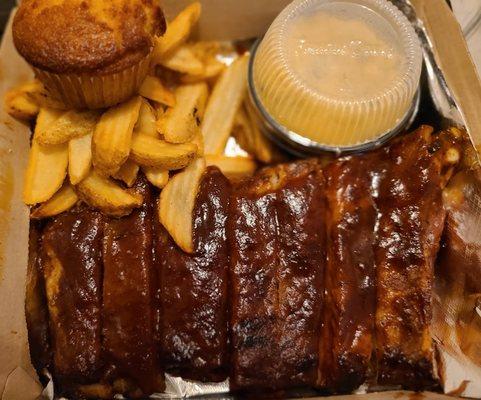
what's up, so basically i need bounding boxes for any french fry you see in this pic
[23,142,68,205]
[190,41,221,59]
[157,82,208,143]
[154,65,181,88]
[159,157,206,253]
[23,141,68,205]
[232,105,276,162]
[244,103,284,164]
[36,109,99,145]
[153,102,166,121]
[5,80,66,120]
[143,167,169,189]
[232,106,254,151]
[153,2,202,60]
[35,107,64,131]
[24,80,67,110]
[93,96,142,176]
[190,131,204,155]
[77,171,143,217]
[130,133,197,170]
[161,45,205,76]
[68,133,92,185]
[202,54,249,154]
[180,59,225,83]
[113,159,139,187]
[205,155,257,181]
[134,99,158,137]
[30,184,78,219]
[180,41,225,83]
[4,88,39,120]
[23,109,70,204]
[139,76,176,107]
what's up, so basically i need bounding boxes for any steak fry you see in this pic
[373,126,460,388]
[320,156,377,392]
[102,178,164,397]
[156,167,231,382]
[229,160,325,391]
[41,206,103,393]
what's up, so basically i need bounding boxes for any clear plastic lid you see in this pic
[251,0,422,149]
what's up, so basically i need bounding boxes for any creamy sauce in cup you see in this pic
[286,5,403,100]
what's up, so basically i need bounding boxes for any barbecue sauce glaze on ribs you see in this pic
[373,126,459,389]
[102,178,164,397]
[319,155,377,393]
[26,223,51,386]
[30,127,464,398]
[229,160,326,391]
[40,206,104,394]
[156,167,231,382]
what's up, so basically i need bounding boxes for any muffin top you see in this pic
[13,0,166,75]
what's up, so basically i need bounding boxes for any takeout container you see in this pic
[1,0,481,399]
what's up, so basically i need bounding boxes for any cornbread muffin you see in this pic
[13,0,166,109]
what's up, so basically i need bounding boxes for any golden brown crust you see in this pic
[13,0,166,75]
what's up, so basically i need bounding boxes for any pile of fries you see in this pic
[5,2,279,253]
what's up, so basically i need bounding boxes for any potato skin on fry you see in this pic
[113,159,140,187]
[36,110,99,146]
[161,45,205,76]
[4,88,39,120]
[135,100,158,137]
[157,82,208,144]
[233,104,284,164]
[152,2,201,60]
[130,134,197,170]
[24,80,68,110]
[31,184,78,219]
[77,171,143,217]
[4,80,66,120]
[139,76,176,108]
[205,155,257,182]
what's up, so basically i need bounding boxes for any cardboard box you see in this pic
[1,1,480,398]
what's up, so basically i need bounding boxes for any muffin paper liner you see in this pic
[32,52,152,110]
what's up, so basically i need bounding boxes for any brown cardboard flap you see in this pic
[0,11,41,400]
[1,367,42,400]
[162,0,290,40]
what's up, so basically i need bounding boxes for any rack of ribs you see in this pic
[373,126,460,389]
[102,178,164,397]
[31,125,466,398]
[40,206,104,396]
[155,167,231,382]
[319,155,377,393]
[229,159,325,392]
